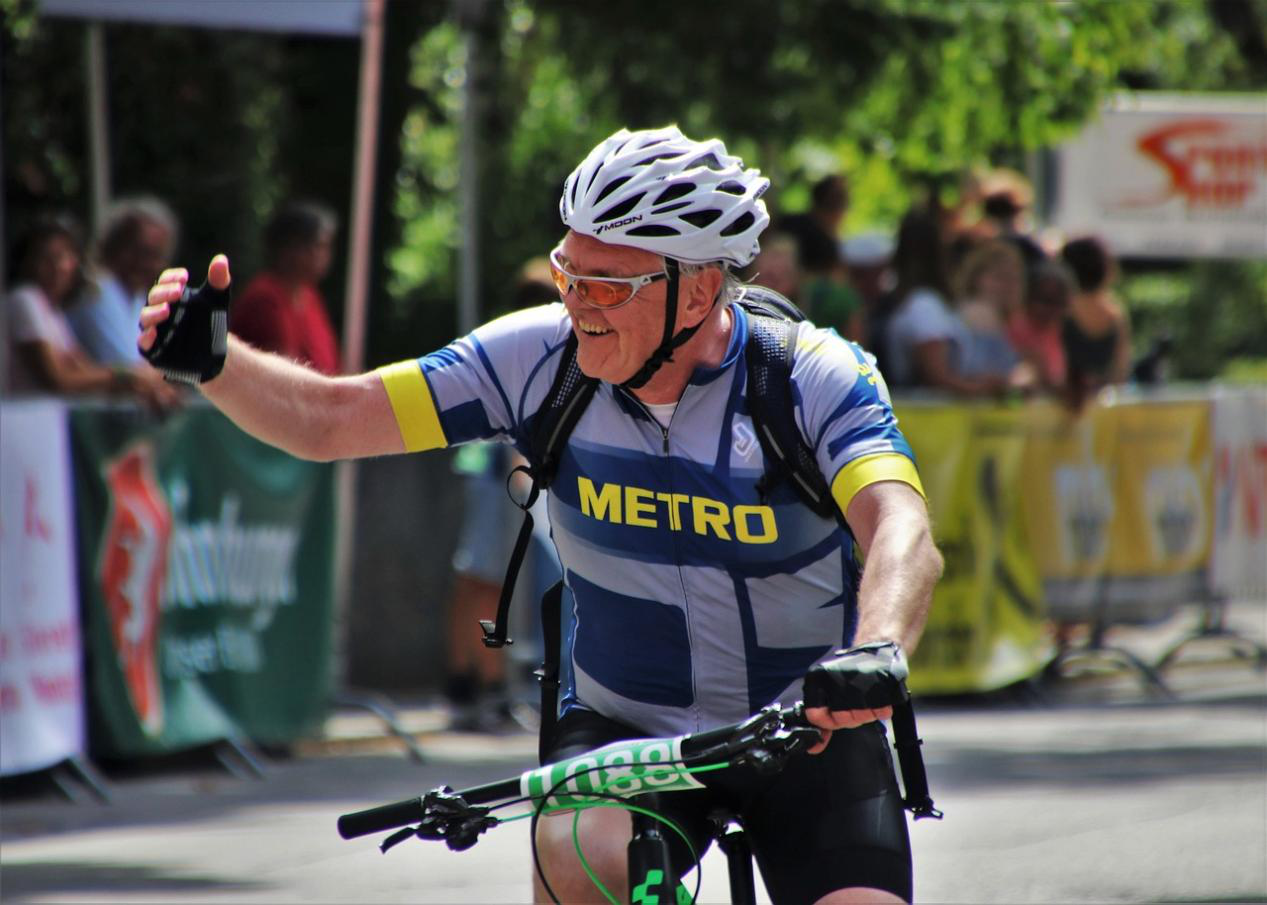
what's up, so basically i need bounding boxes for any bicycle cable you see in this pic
[525,760,728,905]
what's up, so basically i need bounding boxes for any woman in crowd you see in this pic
[6,216,175,407]
[881,207,1010,397]
[1060,236,1132,408]
[951,238,1034,390]
[1008,258,1075,395]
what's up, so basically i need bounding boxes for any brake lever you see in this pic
[723,705,821,774]
[379,787,499,854]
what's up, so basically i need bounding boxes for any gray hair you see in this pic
[679,260,743,306]
[98,196,179,263]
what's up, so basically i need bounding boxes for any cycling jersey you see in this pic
[379,301,923,737]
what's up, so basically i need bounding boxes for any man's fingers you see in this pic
[807,728,832,756]
[804,705,893,731]
[208,254,231,290]
[157,267,188,284]
[148,278,184,307]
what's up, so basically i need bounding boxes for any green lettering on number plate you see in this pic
[518,736,704,809]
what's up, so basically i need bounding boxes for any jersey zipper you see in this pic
[617,384,702,729]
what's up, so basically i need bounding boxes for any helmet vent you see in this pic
[654,183,694,205]
[719,211,756,236]
[652,201,692,216]
[594,175,633,204]
[636,151,679,167]
[626,225,680,237]
[681,209,722,229]
[595,193,645,223]
[687,153,722,171]
[717,181,747,195]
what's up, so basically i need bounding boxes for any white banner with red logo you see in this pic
[0,400,86,776]
[1211,386,1267,601]
[1052,93,1267,259]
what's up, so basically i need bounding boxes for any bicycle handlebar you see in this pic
[337,702,818,843]
[338,796,426,840]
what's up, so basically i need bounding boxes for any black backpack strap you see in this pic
[535,580,565,764]
[743,312,839,521]
[527,332,601,488]
[479,334,597,649]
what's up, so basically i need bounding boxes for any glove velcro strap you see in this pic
[144,282,231,385]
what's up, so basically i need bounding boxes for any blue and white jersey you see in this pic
[378,301,923,737]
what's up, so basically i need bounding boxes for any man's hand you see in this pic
[802,641,909,755]
[139,255,232,384]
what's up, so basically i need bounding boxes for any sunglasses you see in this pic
[549,247,668,310]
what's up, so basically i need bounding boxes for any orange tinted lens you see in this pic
[577,279,632,308]
[549,262,570,296]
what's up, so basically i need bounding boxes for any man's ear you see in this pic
[682,266,724,328]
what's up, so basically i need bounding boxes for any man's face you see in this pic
[556,231,676,385]
[117,219,173,294]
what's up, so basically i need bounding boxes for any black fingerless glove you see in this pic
[142,281,230,385]
[802,640,910,711]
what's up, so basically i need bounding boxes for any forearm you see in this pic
[200,336,402,461]
[23,343,117,395]
[852,508,943,655]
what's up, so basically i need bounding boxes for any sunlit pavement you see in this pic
[2,603,1264,904]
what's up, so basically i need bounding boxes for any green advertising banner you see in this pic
[70,404,335,757]
[897,403,1051,695]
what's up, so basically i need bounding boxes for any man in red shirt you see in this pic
[230,201,341,375]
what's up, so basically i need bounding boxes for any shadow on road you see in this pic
[1,861,268,898]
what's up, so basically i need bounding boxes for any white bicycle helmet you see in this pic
[560,126,770,268]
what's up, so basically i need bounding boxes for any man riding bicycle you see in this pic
[139,126,943,904]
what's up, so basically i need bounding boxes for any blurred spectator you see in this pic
[444,259,560,733]
[748,231,802,303]
[230,200,341,374]
[780,174,848,275]
[976,168,1046,275]
[65,196,177,364]
[952,239,1032,389]
[841,231,895,355]
[5,216,175,407]
[779,175,862,339]
[1008,258,1074,393]
[882,208,1008,397]
[1060,236,1132,407]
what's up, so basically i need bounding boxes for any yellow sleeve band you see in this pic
[831,453,926,517]
[377,360,447,452]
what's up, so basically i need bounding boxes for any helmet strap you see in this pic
[621,257,692,391]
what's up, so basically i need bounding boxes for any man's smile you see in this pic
[574,317,613,336]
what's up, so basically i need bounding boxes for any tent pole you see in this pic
[333,0,384,691]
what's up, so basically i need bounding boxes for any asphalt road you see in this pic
[3,633,1265,904]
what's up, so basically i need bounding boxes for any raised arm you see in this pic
[139,255,407,462]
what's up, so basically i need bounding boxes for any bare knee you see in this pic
[532,806,630,904]
[814,887,907,904]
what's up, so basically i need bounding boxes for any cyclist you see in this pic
[139,126,943,905]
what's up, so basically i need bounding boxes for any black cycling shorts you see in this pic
[542,708,913,904]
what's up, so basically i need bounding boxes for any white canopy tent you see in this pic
[39,0,383,376]
[32,0,386,693]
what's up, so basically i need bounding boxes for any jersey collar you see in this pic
[688,303,747,387]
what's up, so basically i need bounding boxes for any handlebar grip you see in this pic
[338,797,425,839]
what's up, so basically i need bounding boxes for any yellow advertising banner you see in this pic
[896,404,1050,695]
[896,397,1213,694]
[1020,399,1211,623]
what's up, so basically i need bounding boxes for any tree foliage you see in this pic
[387,0,1264,371]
